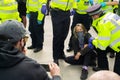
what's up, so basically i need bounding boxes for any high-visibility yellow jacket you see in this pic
[76,0,93,14]
[93,0,113,12]
[50,0,77,11]
[0,0,21,23]
[92,12,120,52]
[26,0,47,21]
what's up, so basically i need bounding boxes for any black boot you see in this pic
[66,48,73,52]
[80,69,88,80]
[27,45,35,49]
[54,59,59,66]
[92,67,101,71]
[109,52,115,58]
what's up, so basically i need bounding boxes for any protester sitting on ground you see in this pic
[0,20,61,80]
[88,70,120,80]
[65,23,96,80]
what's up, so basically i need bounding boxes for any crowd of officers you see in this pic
[0,0,120,80]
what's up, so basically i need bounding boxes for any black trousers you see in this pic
[68,12,92,49]
[95,47,116,70]
[95,48,109,70]
[29,12,44,48]
[65,50,96,66]
[65,37,96,66]
[114,52,120,75]
[50,9,70,60]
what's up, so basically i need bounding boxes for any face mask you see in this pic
[77,32,84,48]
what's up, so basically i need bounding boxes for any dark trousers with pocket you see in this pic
[50,9,70,60]
[29,12,44,48]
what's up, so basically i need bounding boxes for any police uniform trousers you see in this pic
[68,12,92,49]
[50,9,70,60]
[114,52,120,75]
[29,12,44,49]
[95,48,110,70]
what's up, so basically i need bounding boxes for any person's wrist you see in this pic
[77,52,81,56]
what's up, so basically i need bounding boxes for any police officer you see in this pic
[26,0,47,53]
[67,0,93,52]
[0,0,21,23]
[50,0,77,65]
[87,4,120,75]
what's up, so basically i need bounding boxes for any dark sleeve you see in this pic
[80,33,92,55]
[84,33,91,44]
[23,57,61,80]
[18,2,26,17]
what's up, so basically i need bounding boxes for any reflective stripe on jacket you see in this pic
[26,0,47,21]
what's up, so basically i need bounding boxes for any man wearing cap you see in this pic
[86,4,120,75]
[0,20,61,80]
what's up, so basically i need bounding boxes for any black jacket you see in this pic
[72,33,91,55]
[0,41,60,80]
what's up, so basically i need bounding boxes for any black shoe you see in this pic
[54,60,59,66]
[34,48,42,53]
[66,48,73,52]
[92,67,101,71]
[27,45,35,49]
[89,61,96,67]
[109,52,115,58]
[59,55,66,60]
[80,69,88,80]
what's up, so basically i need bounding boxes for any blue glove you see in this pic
[89,37,94,43]
[37,20,42,24]
[89,0,93,5]
[41,4,47,15]
[26,13,30,18]
[88,37,94,49]
[88,42,94,49]
[76,0,80,2]
[100,2,106,7]
[70,9,75,16]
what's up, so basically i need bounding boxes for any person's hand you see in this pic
[37,20,42,24]
[22,48,27,55]
[89,0,93,5]
[49,63,60,77]
[70,9,75,16]
[74,52,81,60]
[41,4,47,15]
[100,2,106,7]
[26,13,30,18]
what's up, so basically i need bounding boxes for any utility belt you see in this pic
[29,11,38,13]
[51,8,70,13]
